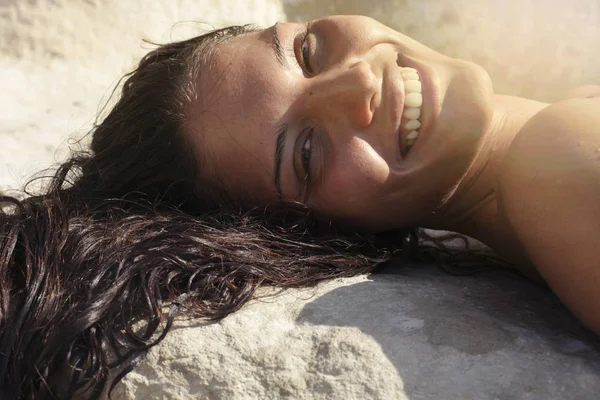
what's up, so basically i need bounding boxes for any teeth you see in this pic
[407,130,419,140]
[403,107,420,120]
[402,71,419,81]
[405,93,422,108]
[404,119,421,131]
[404,80,422,93]
[399,66,423,155]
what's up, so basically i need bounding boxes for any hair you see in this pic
[0,25,398,399]
[0,23,504,399]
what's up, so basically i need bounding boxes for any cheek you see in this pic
[313,138,390,219]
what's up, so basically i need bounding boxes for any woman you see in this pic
[0,15,598,399]
[189,16,599,328]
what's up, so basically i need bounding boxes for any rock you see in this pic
[114,263,600,399]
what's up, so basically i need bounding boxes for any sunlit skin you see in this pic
[185,16,600,334]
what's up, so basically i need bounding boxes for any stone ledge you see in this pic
[114,263,600,399]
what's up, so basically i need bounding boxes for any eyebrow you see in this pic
[271,22,287,68]
[274,123,288,200]
[272,23,289,200]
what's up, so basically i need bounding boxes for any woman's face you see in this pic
[186,15,494,231]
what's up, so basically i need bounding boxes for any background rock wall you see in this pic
[284,0,600,102]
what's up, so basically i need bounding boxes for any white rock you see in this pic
[114,265,600,399]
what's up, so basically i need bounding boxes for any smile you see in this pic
[398,67,423,157]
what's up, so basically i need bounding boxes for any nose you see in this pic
[309,60,378,130]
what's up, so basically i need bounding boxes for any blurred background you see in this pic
[1,0,599,193]
[284,0,600,101]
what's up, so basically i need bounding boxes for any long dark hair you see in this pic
[0,26,393,399]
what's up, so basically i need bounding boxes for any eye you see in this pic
[300,25,314,75]
[301,131,313,183]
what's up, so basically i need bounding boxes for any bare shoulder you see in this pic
[509,96,600,159]
[498,97,600,253]
[499,97,600,198]
[498,97,600,333]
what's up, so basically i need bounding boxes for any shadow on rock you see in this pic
[297,261,600,400]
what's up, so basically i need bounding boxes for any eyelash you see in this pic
[300,127,314,185]
[296,25,317,193]
[300,24,313,75]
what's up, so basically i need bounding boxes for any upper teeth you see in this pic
[401,67,422,147]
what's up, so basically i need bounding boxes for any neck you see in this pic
[427,94,547,250]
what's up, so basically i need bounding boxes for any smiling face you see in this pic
[185,15,495,231]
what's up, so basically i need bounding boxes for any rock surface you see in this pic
[2,1,600,399]
[114,263,600,400]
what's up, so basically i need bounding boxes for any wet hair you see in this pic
[0,26,395,399]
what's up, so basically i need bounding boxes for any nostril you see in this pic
[396,53,402,67]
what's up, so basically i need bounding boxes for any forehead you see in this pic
[185,29,292,204]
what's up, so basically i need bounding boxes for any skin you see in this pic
[185,16,600,334]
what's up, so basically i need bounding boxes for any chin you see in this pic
[409,59,495,215]
[446,59,494,131]
[437,59,493,152]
